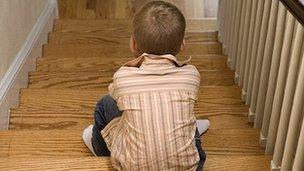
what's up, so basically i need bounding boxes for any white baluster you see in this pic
[246,0,265,114]
[249,0,272,126]
[242,0,259,102]
[234,0,248,84]
[292,114,304,171]
[238,0,253,87]
[255,0,279,135]
[261,2,287,151]
[281,25,304,169]
[230,0,243,70]
[272,21,304,170]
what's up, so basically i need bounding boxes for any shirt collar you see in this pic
[122,53,191,67]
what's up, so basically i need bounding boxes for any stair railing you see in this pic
[218,0,304,170]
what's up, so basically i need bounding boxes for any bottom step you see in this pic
[0,155,271,170]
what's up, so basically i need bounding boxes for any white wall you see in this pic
[0,0,57,130]
[204,0,218,18]
[0,0,48,82]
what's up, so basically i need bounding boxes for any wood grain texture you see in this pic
[58,0,87,19]
[0,130,92,157]
[0,155,271,171]
[28,70,234,89]
[17,86,244,110]
[10,105,249,131]
[58,0,207,19]
[58,0,133,19]
[0,157,114,171]
[203,129,264,155]
[0,129,263,157]
[205,155,271,171]
[11,86,249,131]
[43,43,223,57]
[54,19,217,33]
[48,32,218,46]
[54,19,133,33]
[10,112,251,131]
[36,55,228,72]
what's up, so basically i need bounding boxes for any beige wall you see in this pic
[0,0,48,81]
[204,0,218,17]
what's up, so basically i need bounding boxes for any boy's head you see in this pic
[130,1,186,56]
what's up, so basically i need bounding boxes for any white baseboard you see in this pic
[0,0,58,130]
[270,160,281,171]
[248,108,255,123]
[259,132,267,148]
[241,89,247,102]
[234,72,239,85]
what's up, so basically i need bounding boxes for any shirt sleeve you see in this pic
[108,83,114,97]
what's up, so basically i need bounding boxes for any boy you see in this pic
[82,1,210,170]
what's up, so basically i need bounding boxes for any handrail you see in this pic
[280,0,304,25]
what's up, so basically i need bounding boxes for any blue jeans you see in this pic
[91,95,206,170]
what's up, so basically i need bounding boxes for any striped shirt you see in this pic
[101,53,201,170]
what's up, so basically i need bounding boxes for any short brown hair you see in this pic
[133,1,186,56]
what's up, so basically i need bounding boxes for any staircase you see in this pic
[0,18,272,170]
[0,20,271,170]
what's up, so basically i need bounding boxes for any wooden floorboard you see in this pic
[0,157,114,171]
[36,55,228,72]
[10,106,249,129]
[48,32,218,46]
[18,87,245,110]
[28,70,234,89]
[0,155,271,171]
[10,112,251,131]
[54,19,132,33]
[0,129,264,157]
[57,0,209,20]
[205,155,271,171]
[54,19,217,33]
[43,43,223,57]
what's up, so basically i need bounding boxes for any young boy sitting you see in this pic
[82,1,210,170]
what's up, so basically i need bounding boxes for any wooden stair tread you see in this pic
[18,87,246,110]
[54,19,217,33]
[205,155,271,170]
[203,129,264,155]
[54,19,132,33]
[36,55,228,72]
[10,111,250,130]
[48,32,218,45]
[0,129,263,157]
[0,155,271,170]
[43,43,222,57]
[0,157,113,170]
[28,70,234,89]
[10,106,249,131]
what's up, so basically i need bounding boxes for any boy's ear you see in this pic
[129,36,137,54]
[180,39,186,52]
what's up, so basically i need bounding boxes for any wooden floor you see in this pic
[58,0,206,19]
[0,2,271,170]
